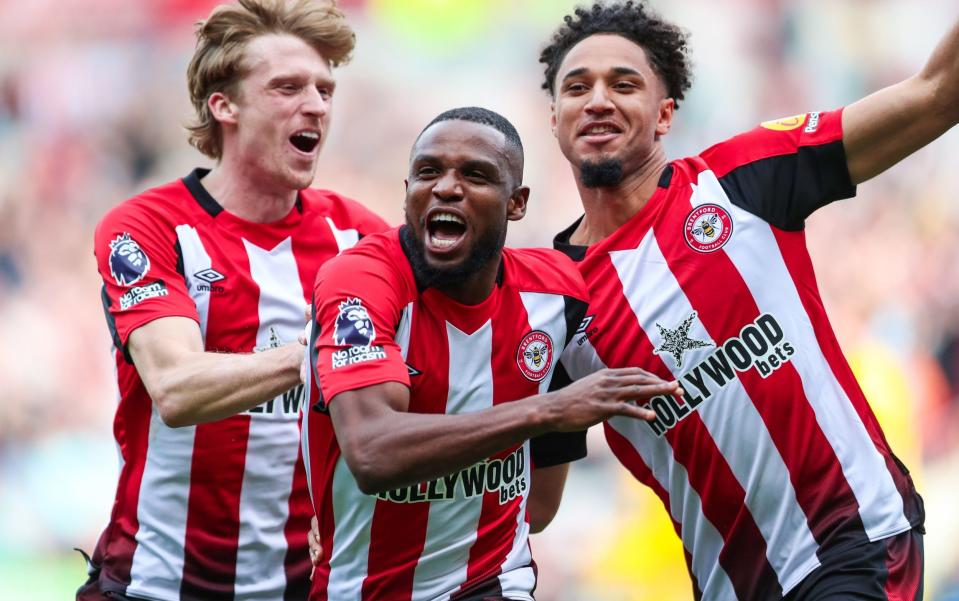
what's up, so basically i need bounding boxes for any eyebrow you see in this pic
[411,155,502,176]
[561,65,644,83]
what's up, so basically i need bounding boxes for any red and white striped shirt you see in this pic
[90,168,388,601]
[303,228,589,601]
[555,109,924,600]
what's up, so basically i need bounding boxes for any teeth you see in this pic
[297,131,319,140]
[585,125,617,135]
[430,236,457,248]
[429,213,464,225]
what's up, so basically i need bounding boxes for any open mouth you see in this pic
[579,122,623,139]
[426,211,467,250]
[289,130,320,153]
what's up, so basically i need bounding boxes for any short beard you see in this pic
[399,220,505,292]
[580,158,624,188]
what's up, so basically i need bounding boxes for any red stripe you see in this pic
[772,228,922,524]
[655,199,870,554]
[286,224,340,600]
[96,356,154,590]
[883,530,923,601]
[360,307,450,600]
[180,234,260,600]
[585,246,781,599]
[305,410,339,601]
[458,292,539,591]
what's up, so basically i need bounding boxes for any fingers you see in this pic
[308,515,323,566]
[619,381,682,401]
[613,402,658,422]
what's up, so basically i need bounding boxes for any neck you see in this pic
[202,157,299,223]
[570,145,668,246]
[433,256,501,305]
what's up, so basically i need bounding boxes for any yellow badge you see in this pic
[760,113,807,131]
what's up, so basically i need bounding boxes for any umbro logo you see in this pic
[194,268,225,283]
[193,268,226,293]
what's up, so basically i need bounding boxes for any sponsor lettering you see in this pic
[645,313,796,437]
[119,280,168,310]
[377,446,527,505]
[804,111,821,133]
[248,384,304,415]
[332,345,387,369]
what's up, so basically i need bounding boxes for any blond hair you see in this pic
[186,0,355,159]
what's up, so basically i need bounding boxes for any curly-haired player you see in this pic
[539,1,958,599]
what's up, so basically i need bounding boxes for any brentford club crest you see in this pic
[684,204,733,253]
[516,330,553,382]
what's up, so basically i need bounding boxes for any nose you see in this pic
[432,170,463,201]
[585,82,614,115]
[302,86,330,118]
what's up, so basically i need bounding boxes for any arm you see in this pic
[527,464,570,534]
[330,367,677,495]
[128,316,303,427]
[844,18,959,184]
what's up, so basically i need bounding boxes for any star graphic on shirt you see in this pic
[653,312,713,368]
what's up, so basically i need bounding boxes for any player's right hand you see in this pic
[543,367,679,431]
[308,515,323,580]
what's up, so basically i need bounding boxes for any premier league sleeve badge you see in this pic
[108,232,152,287]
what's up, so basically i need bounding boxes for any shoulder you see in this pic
[698,109,845,178]
[94,179,194,250]
[316,228,412,290]
[501,247,589,302]
[300,188,390,234]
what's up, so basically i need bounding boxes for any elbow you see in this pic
[341,444,394,495]
[153,388,192,428]
[527,505,559,534]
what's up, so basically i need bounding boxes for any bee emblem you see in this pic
[516,330,554,382]
[684,204,733,253]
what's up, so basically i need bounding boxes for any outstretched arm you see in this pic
[844,18,959,184]
[330,367,678,495]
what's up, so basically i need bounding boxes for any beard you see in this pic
[400,218,505,292]
[580,157,624,188]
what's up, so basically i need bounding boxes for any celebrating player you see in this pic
[80,1,388,599]
[540,2,957,599]
[302,107,680,600]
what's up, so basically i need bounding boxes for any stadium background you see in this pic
[1,0,958,598]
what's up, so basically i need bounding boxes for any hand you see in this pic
[541,367,680,431]
[308,515,323,580]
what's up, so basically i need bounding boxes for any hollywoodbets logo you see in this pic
[645,313,795,437]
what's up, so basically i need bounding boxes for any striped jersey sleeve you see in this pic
[700,108,856,230]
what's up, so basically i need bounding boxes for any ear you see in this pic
[549,101,558,138]
[655,97,675,137]
[208,91,239,125]
[506,186,530,222]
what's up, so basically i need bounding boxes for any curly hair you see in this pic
[539,1,692,108]
[186,0,355,160]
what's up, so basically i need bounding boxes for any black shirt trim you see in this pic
[182,167,305,216]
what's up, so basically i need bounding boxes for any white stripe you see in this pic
[396,302,414,360]
[495,438,534,600]
[605,417,737,601]
[232,237,306,600]
[693,170,911,544]
[560,334,607,380]
[126,411,196,599]
[519,292,568,395]
[175,225,212,337]
[610,231,821,591]
[410,321,493,601]
[325,217,360,253]
[127,226,215,598]
[327,457,378,601]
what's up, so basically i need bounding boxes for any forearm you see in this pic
[920,18,959,119]
[150,344,301,427]
[336,393,554,494]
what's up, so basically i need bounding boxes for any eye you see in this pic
[465,170,491,183]
[415,166,439,178]
[613,81,637,91]
[279,83,300,93]
[565,82,589,94]
[317,87,333,100]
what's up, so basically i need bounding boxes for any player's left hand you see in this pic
[308,514,323,580]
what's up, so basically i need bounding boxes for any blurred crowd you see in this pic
[1,0,958,598]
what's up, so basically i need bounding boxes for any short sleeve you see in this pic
[700,108,857,230]
[94,204,198,357]
[308,252,410,410]
[530,429,587,468]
